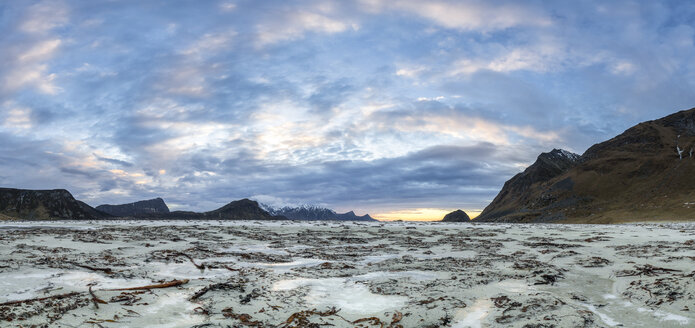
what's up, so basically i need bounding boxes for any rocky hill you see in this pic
[202,199,283,220]
[441,209,471,222]
[140,198,285,220]
[96,198,170,217]
[335,210,376,221]
[0,188,110,220]
[264,204,376,221]
[475,149,581,222]
[476,107,695,223]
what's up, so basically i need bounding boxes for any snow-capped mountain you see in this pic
[261,204,376,221]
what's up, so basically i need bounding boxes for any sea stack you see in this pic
[441,209,471,222]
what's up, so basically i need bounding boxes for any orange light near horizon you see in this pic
[373,208,480,222]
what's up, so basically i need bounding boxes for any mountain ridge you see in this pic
[263,204,376,221]
[0,189,283,221]
[96,198,170,217]
[476,107,695,223]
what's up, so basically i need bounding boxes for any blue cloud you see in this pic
[1,0,695,217]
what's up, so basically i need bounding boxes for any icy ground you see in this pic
[0,220,694,327]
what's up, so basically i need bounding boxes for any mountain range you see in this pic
[0,189,281,221]
[262,204,376,221]
[0,190,373,222]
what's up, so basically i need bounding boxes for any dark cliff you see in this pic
[0,188,109,220]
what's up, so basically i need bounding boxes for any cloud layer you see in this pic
[2,0,695,219]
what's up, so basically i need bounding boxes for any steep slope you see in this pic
[477,107,695,223]
[0,188,110,220]
[476,149,581,222]
[96,198,170,217]
[441,209,471,222]
[264,204,376,221]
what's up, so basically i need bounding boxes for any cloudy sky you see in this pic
[2,0,695,220]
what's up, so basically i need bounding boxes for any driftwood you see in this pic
[189,282,244,301]
[104,279,189,291]
[72,262,113,274]
[1,279,188,309]
[89,286,108,309]
[0,291,83,307]
[176,252,206,270]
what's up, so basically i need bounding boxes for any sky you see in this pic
[1,0,695,221]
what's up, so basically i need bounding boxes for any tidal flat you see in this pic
[0,220,694,327]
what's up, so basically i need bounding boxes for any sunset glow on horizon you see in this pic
[373,208,481,222]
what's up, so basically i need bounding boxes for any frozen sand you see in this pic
[0,220,694,327]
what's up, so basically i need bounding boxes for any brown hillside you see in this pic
[476,107,695,223]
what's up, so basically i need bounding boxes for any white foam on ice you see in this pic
[0,270,153,301]
[452,299,492,328]
[273,277,407,314]
[496,279,531,293]
[580,303,621,326]
[247,258,328,272]
[138,291,204,328]
[360,251,477,264]
[637,307,691,325]
[0,271,56,301]
[149,262,233,279]
[360,254,402,263]
[222,243,291,256]
[272,270,436,314]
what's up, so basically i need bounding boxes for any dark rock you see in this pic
[441,209,471,222]
[96,198,169,217]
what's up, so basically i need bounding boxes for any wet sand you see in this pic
[0,220,694,327]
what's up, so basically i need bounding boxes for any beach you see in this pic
[0,220,694,327]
